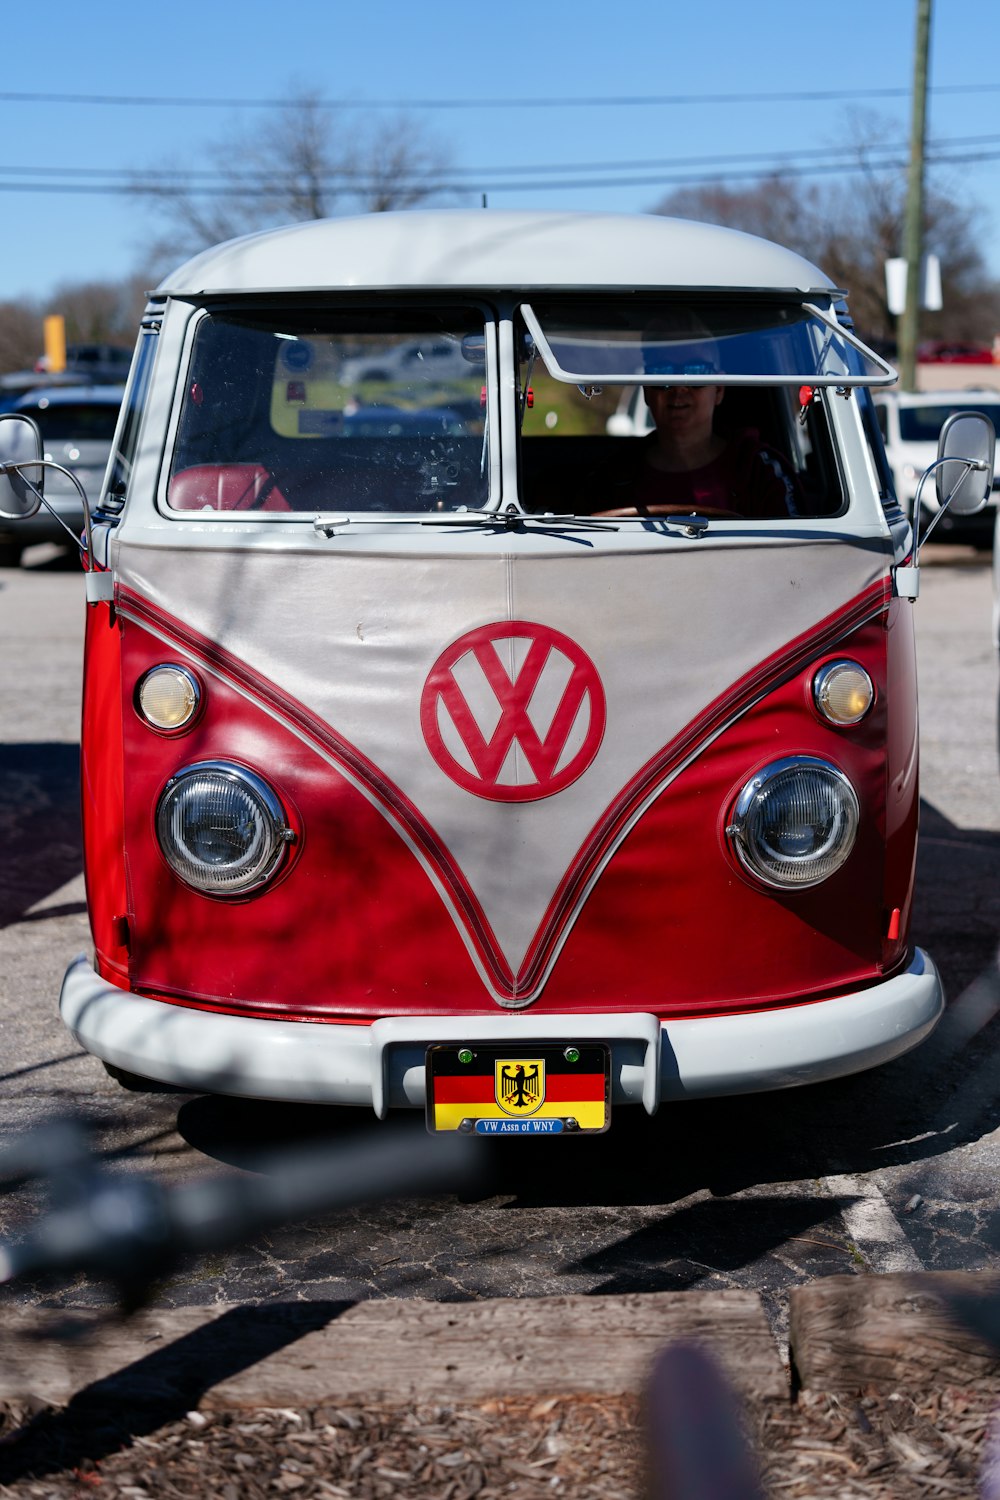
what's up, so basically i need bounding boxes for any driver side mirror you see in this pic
[0,413,44,520]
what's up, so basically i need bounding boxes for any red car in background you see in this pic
[917,340,994,365]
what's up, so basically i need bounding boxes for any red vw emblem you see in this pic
[420,621,606,802]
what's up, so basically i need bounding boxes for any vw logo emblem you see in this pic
[420,621,606,802]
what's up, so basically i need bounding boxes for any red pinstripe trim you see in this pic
[515,575,890,993]
[117,576,888,1005]
[118,584,503,984]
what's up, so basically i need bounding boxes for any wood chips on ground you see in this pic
[0,1384,994,1498]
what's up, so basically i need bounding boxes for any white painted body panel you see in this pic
[159,210,835,297]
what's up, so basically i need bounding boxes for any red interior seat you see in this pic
[168,465,292,512]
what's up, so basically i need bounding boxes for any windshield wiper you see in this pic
[313,508,505,535]
[312,507,625,535]
[311,508,721,535]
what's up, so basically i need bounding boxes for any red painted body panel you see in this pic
[105,583,916,1023]
[880,597,920,973]
[545,617,900,1014]
[81,600,129,985]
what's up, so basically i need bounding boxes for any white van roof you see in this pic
[157,210,835,298]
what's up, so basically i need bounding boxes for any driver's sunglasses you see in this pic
[646,360,719,376]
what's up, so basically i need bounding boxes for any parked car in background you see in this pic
[0,385,125,566]
[873,389,1000,546]
[916,341,993,365]
[0,370,86,413]
[34,343,133,385]
[339,336,472,386]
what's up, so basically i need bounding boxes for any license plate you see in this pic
[426,1043,610,1135]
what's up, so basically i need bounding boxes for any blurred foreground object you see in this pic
[646,1342,764,1500]
[0,1116,478,1309]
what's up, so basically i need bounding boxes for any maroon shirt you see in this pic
[631,430,799,518]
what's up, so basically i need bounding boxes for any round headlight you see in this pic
[136,664,201,732]
[813,660,874,726]
[726,757,859,889]
[156,761,292,896]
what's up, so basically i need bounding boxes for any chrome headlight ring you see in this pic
[155,760,294,898]
[726,756,860,890]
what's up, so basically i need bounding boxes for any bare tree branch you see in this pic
[127,87,455,268]
[652,110,1000,345]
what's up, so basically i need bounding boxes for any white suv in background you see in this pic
[874,388,1000,546]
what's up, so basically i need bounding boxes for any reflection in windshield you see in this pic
[167,309,490,515]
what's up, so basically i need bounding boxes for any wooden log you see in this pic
[0,1291,787,1412]
[789,1272,1000,1394]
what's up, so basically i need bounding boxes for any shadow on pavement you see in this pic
[165,794,1000,1211]
[0,743,82,930]
[129,788,1000,1305]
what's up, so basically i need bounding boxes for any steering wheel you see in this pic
[592,503,741,519]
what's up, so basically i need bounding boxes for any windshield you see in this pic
[522,299,894,386]
[515,305,846,521]
[166,308,490,516]
[899,403,1000,442]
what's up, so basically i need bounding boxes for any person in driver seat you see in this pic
[599,376,799,519]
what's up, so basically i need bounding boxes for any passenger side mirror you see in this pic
[895,410,997,600]
[935,410,995,515]
[0,413,44,520]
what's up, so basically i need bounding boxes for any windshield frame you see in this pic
[520,298,896,388]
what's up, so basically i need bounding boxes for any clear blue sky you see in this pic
[3,0,997,311]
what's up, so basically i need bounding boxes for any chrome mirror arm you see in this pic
[0,458,94,562]
[895,453,988,602]
[912,454,987,561]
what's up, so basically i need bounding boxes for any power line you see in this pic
[0,144,904,182]
[2,131,999,192]
[1,147,998,199]
[0,84,999,111]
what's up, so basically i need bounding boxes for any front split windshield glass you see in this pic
[166,307,489,516]
[515,300,854,521]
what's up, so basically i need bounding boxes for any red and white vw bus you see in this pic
[2,210,993,1136]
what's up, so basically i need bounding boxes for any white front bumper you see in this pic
[60,949,943,1115]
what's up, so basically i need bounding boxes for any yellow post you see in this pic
[43,314,67,373]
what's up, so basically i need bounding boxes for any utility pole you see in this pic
[898,0,932,391]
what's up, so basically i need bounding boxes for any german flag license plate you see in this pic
[426,1044,610,1135]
